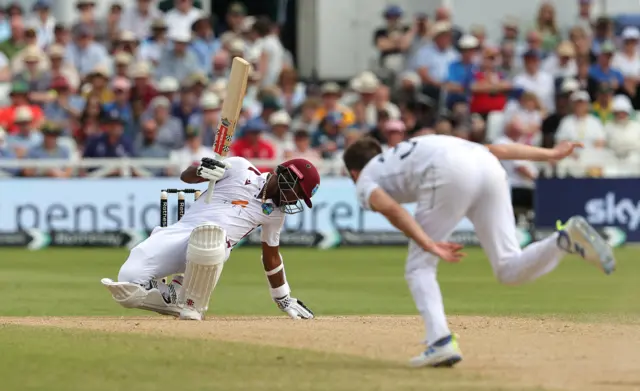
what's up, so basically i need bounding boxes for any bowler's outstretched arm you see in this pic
[486,141,583,162]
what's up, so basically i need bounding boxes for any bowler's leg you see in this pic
[467,167,564,285]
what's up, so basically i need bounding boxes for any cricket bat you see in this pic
[205,57,251,203]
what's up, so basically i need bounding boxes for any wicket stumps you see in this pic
[160,188,201,284]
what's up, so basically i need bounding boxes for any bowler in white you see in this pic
[342,135,615,368]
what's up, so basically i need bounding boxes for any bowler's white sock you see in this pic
[405,267,451,346]
[493,233,564,285]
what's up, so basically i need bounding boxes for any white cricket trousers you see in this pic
[117,222,231,284]
[406,145,564,345]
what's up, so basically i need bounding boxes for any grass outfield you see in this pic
[2,247,639,318]
[1,247,639,391]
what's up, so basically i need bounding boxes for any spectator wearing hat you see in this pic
[165,0,202,38]
[285,129,321,162]
[555,90,606,149]
[373,5,411,71]
[589,41,624,89]
[381,119,406,150]
[27,0,55,49]
[513,49,555,112]
[5,106,42,158]
[65,23,109,77]
[314,82,355,128]
[148,96,184,150]
[135,118,170,176]
[591,82,615,124]
[252,16,285,88]
[103,77,135,137]
[542,78,580,147]
[0,81,45,134]
[155,30,200,83]
[592,16,614,55]
[83,109,135,172]
[605,95,640,158]
[169,124,215,173]
[433,6,462,42]
[542,41,577,80]
[0,127,18,176]
[0,17,26,60]
[112,52,132,79]
[277,67,306,114]
[43,76,84,129]
[311,112,347,159]
[120,0,163,40]
[112,30,139,60]
[82,65,115,104]
[445,34,479,108]
[215,2,246,36]
[411,21,457,102]
[231,117,276,172]
[264,110,294,160]
[23,122,73,178]
[12,46,50,104]
[154,76,180,104]
[367,84,400,127]
[469,47,511,118]
[71,0,108,44]
[191,12,220,72]
[47,44,80,91]
[139,19,169,65]
[129,62,158,114]
[183,71,208,101]
[500,16,521,45]
[532,3,561,55]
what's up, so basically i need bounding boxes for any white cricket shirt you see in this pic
[355,135,487,210]
[178,157,285,247]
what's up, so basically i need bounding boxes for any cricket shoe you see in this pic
[409,334,462,368]
[556,216,616,275]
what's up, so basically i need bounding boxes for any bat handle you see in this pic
[204,181,216,204]
[204,153,222,204]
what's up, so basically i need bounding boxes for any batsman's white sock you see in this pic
[492,233,563,285]
[406,267,451,346]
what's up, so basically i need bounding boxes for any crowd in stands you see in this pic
[0,0,640,183]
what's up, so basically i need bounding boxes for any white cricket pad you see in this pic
[178,223,226,320]
[100,278,181,317]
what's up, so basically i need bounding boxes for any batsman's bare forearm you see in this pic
[180,165,208,184]
[262,243,286,288]
[486,143,553,161]
[369,188,435,253]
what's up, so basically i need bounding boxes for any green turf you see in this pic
[0,325,540,391]
[1,247,639,318]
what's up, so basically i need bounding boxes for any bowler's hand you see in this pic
[427,242,465,263]
[550,141,583,161]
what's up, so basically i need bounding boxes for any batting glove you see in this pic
[197,157,231,183]
[274,295,314,319]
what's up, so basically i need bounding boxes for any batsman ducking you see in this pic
[101,58,319,321]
